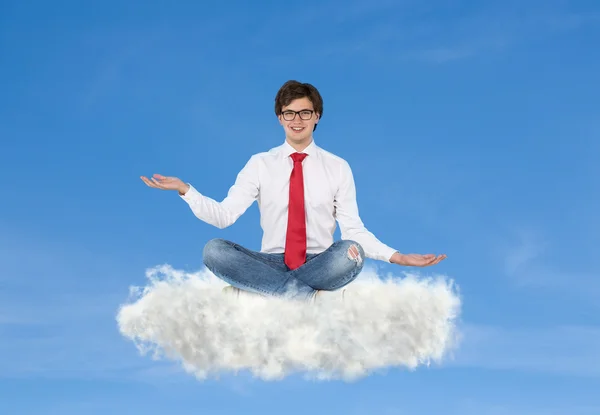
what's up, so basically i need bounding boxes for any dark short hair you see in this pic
[274,80,323,131]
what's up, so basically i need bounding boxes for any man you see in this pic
[141,80,446,302]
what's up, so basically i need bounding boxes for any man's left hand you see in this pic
[390,252,447,267]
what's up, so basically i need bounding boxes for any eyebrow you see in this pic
[283,108,313,111]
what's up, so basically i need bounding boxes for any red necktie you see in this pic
[285,152,308,270]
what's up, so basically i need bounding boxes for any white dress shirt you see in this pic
[180,139,398,263]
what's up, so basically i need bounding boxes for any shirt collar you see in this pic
[281,138,318,159]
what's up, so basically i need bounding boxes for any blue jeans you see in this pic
[202,238,365,301]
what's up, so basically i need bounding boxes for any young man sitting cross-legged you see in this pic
[141,80,446,302]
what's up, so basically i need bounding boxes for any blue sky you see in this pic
[1,0,600,413]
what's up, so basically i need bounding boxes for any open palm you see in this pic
[401,253,447,267]
[140,174,186,192]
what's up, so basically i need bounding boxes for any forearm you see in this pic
[179,184,237,229]
[342,227,398,263]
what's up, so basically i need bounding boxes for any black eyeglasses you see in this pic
[281,109,315,121]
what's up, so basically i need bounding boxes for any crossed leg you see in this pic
[289,239,365,290]
[202,239,315,300]
[202,238,365,300]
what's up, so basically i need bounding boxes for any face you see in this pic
[278,97,320,145]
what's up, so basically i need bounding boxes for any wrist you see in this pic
[178,184,190,195]
[390,252,405,264]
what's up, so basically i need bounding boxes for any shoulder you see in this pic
[315,145,351,171]
[244,145,283,165]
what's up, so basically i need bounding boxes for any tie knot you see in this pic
[291,152,308,163]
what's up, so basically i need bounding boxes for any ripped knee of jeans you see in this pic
[347,243,363,265]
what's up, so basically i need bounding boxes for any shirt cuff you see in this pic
[179,183,198,201]
[383,247,399,263]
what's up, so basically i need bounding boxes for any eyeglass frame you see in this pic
[280,109,316,121]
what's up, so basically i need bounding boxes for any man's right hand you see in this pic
[141,174,189,195]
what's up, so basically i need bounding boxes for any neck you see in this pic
[286,136,313,152]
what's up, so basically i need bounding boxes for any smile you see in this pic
[291,127,305,132]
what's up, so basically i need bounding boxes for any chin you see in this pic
[287,132,312,142]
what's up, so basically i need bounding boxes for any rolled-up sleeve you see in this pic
[333,160,398,262]
[180,155,260,229]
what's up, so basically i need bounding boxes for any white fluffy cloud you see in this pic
[116,264,461,382]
